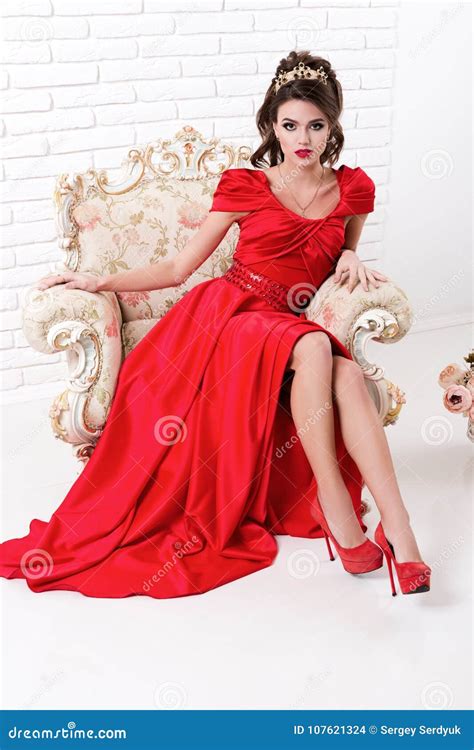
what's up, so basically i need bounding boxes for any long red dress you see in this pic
[0,165,376,599]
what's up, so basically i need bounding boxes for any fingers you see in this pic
[36,278,56,291]
[365,270,379,289]
[37,275,58,291]
[36,272,75,291]
[335,268,349,285]
[334,265,348,284]
[348,273,359,293]
[359,266,369,292]
[336,265,389,295]
[365,269,389,288]
[366,268,388,284]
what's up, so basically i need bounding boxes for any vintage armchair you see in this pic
[22,126,412,492]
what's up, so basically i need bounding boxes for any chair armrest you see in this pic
[22,286,123,462]
[306,275,413,358]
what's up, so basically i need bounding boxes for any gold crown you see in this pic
[273,61,328,94]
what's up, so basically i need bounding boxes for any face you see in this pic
[272,99,331,170]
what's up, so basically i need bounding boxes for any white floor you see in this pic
[0,323,472,711]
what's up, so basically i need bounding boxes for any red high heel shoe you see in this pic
[374,521,431,596]
[312,490,383,574]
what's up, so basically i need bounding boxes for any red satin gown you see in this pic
[0,165,376,599]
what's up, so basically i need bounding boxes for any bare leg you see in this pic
[288,333,367,548]
[331,355,423,563]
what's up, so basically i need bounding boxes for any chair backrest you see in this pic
[54,126,251,323]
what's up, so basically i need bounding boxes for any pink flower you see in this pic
[104,319,119,338]
[73,203,104,231]
[116,291,150,307]
[124,227,140,244]
[321,304,335,327]
[438,363,466,389]
[112,233,121,247]
[443,384,472,414]
[178,201,207,229]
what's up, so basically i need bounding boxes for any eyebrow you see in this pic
[281,117,325,124]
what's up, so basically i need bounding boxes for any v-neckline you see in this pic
[255,165,345,223]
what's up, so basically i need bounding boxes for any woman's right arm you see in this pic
[36,210,242,293]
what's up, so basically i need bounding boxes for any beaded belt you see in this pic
[222,258,293,313]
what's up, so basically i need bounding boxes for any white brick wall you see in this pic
[1,0,399,402]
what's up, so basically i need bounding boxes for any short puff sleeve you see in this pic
[210,168,261,213]
[338,166,376,216]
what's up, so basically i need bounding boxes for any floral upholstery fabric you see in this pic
[71,176,240,323]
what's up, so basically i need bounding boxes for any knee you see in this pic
[332,356,365,392]
[289,332,333,372]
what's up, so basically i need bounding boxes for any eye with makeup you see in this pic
[281,122,324,131]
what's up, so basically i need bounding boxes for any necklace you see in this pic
[277,163,326,218]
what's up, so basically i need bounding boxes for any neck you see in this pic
[279,160,326,185]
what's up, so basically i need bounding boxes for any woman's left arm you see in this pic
[334,214,388,293]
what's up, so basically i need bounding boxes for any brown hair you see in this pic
[250,50,344,169]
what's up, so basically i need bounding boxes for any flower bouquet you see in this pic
[438,351,474,442]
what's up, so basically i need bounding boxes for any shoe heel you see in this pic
[382,549,397,596]
[382,548,397,596]
[321,529,335,561]
[314,491,383,574]
[375,521,431,597]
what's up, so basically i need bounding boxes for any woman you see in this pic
[0,50,431,599]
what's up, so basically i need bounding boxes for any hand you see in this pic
[334,251,388,293]
[35,271,100,293]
